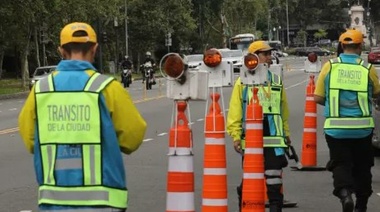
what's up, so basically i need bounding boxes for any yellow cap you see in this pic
[248,41,273,54]
[60,22,97,46]
[340,29,363,44]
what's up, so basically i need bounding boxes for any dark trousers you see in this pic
[325,134,374,200]
[237,147,288,211]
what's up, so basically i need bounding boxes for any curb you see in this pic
[0,91,29,100]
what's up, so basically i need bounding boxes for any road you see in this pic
[1,57,380,212]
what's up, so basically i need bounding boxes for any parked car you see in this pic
[186,54,203,70]
[368,48,380,64]
[295,47,333,56]
[29,65,57,90]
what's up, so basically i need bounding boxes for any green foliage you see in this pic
[314,29,328,40]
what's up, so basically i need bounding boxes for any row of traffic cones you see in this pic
[166,75,323,211]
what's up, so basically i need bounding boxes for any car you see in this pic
[29,65,57,90]
[295,47,333,56]
[368,48,380,64]
[186,54,203,70]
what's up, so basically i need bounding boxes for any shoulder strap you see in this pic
[84,73,115,92]
[35,74,54,93]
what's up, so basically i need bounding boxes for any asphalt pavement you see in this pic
[1,57,380,212]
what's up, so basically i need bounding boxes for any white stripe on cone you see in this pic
[202,198,228,206]
[203,168,227,175]
[168,156,193,172]
[166,192,195,211]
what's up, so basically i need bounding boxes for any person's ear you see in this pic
[58,46,67,59]
[91,44,98,58]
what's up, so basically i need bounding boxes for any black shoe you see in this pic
[354,209,366,212]
[237,186,242,212]
[339,189,354,212]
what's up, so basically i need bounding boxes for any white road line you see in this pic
[197,118,204,122]
[189,122,194,125]
[9,108,17,111]
[143,138,154,142]
[285,79,308,90]
[0,111,2,113]
[157,133,168,136]
[377,192,380,197]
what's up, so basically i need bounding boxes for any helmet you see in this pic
[124,55,129,59]
[146,51,151,56]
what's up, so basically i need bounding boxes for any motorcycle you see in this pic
[143,62,156,90]
[121,68,132,88]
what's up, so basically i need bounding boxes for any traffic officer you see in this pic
[314,29,380,212]
[18,22,147,211]
[227,40,292,212]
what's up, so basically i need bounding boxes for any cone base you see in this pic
[290,165,326,171]
[264,200,298,208]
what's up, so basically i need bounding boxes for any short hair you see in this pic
[61,30,96,54]
[342,43,361,50]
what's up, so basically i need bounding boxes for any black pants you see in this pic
[237,147,288,211]
[325,134,374,200]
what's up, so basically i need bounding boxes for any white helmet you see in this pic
[124,55,129,59]
[146,51,151,56]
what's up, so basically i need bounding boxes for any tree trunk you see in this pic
[0,49,4,79]
[21,28,32,90]
[34,27,41,67]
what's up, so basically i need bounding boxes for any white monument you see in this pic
[349,4,376,47]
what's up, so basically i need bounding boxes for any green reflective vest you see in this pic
[242,72,287,148]
[324,58,374,130]
[34,73,128,209]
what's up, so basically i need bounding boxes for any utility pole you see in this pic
[286,0,290,47]
[125,0,128,56]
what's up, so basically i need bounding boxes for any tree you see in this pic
[314,29,328,41]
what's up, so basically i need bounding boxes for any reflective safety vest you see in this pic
[242,72,287,148]
[34,73,128,209]
[324,58,374,130]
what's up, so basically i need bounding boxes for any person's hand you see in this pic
[285,136,291,145]
[233,140,242,154]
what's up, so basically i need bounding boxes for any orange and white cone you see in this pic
[166,101,195,212]
[202,92,228,212]
[296,75,325,171]
[241,87,265,212]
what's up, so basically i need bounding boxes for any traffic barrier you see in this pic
[293,75,325,171]
[202,92,228,212]
[241,87,265,212]
[166,101,195,212]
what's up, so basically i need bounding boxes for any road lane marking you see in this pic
[143,138,154,142]
[9,108,17,111]
[157,133,168,136]
[197,118,204,122]
[0,127,19,135]
[285,79,308,90]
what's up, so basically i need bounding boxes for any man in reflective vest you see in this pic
[227,41,292,212]
[315,29,380,212]
[18,22,147,211]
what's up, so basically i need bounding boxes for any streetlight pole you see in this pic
[125,0,128,56]
[286,0,290,47]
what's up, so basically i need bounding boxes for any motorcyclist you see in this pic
[120,55,133,86]
[142,51,156,84]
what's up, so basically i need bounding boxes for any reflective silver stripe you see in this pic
[305,112,317,117]
[243,173,264,179]
[46,145,53,184]
[265,170,282,176]
[203,168,226,175]
[330,58,339,64]
[266,178,282,185]
[361,60,371,69]
[202,198,228,206]
[332,96,338,117]
[87,74,113,92]
[90,145,95,185]
[272,74,280,85]
[245,148,263,154]
[42,208,124,212]
[38,76,51,93]
[274,115,282,136]
[263,137,282,145]
[205,138,225,145]
[40,190,109,201]
[55,158,82,170]
[246,123,262,130]
[329,119,372,127]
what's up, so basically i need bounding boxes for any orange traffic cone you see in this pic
[241,87,265,212]
[202,92,228,212]
[166,101,195,212]
[294,75,325,171]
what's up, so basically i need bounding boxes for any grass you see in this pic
[0,78,26,95]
